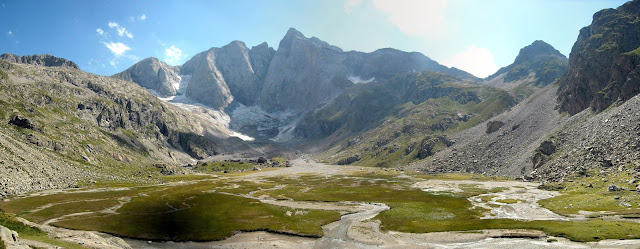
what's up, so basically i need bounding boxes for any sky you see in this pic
[0,0,629,78]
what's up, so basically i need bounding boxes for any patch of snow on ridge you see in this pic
[348,75,375,84]
[175,74,191,95]
[230,131,255,141]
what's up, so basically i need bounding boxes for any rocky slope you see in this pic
[305,72,516,168]
[0,58,254,197]
[557,0,640,115]
[485,40,567,90]
[413,85,571,176]
[531,92,640,181]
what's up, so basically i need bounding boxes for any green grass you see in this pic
[538,167,640,216]
[380,217,640,242]
[0,188,143,214]
[256,174,640,242]
[52,190,340,241]
[495,199,521,204]
[0,212,45,236]
[194,161,254,173]
[5,172,640,243]
[23,199,121,223]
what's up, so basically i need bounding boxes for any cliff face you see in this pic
[258,28,353,112]
[557,0,640,115]
[258,28,478,113]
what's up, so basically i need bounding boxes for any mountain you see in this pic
[1,53,79,69]
[0,57,254,197]
[485,40,567,89]
[557,0,640,115]
[115,28,477,140]
[258,28,477,113]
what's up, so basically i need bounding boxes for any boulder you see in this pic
[608,184,623,191]
[538,140,556,155]
[8,116,35,130]
[0,225,29,249]
[486,121,504,134]
[337,154,361,165]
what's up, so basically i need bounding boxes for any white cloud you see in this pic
[344,0,362,13]
[107,22,133,39]
[103,42,131,56]
[7,30,12,36]
[164,45,184,65]
[140,14,146,21]
[96,28,104,36]
[372,0,447,38]
[443,46,498,78]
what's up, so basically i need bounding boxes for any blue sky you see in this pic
[0,0,628,78]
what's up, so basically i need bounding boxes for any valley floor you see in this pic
[2,158,640,249]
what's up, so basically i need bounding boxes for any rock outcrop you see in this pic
[0,53,79,69]
[557,0,640,115]
[113,57,180,97]
[0,225,29,249]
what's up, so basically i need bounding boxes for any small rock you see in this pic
[608,184,623,191]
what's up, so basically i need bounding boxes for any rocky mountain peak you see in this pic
[0,53,79,69]
[279,27,342,52]
[486,40,567,86]
[512,40,565,65]
[225,40,249,49]
[112,57,180,97]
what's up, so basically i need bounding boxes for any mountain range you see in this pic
[1,0,640,196]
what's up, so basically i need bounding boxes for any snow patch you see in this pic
[230,131,255,141]
[175,74,191,94]
[348,75,375,84]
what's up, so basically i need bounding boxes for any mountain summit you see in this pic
[486,40,567,86]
